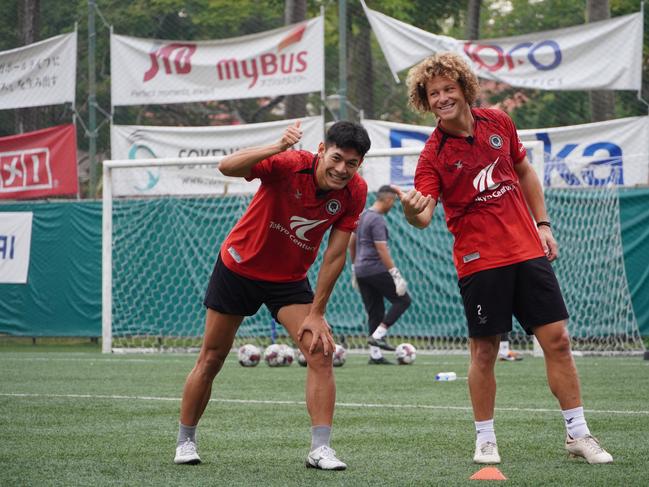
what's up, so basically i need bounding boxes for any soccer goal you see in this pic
[102,144,644,355]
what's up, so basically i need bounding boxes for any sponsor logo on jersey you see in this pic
[472,157,501,193]
[325,199,341,215]
[269,216,328,252]
[289,216,328,241]
[489,134,503,149]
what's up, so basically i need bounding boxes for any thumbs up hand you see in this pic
[278,120,303,151]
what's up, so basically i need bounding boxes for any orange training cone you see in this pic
[470,466,507,481]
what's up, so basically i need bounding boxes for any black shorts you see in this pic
[203,256,314,321]
[458,257,569,338]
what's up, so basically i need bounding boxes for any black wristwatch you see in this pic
[536,221,551,229]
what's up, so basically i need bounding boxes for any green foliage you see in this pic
[482,0,586,37]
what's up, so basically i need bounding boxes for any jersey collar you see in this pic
[435,109,488,154]
[295,153,332,199]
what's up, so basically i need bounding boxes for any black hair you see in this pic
[325,121,371,157]
[377,185,397,201]
[378,185,397,195]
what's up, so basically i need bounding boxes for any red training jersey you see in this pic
[220,150,367,282]
[414,108,544,278]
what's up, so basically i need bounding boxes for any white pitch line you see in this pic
[0,357,192,363]
[1,392,648,416]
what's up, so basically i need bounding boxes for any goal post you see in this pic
[101,144,644,355]
[102,155,232,354]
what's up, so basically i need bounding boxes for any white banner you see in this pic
[110,116,324,196]
[0,32,77,110]
[362,116,649,189]
[519,116,649,187]
[111,17,324,106]
[0,212,33,283]
[362,1,642,91]
[362,119,431,190]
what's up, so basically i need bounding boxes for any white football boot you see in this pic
[305,445,347,470]
[473,441,501,464]
[174,439,201,465]
[565,435,613,464]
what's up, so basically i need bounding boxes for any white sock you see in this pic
[177,423,197,447]
[499,341,509,356]
[562,406,591,439]
[475,419,497,445]
[369,346,383,359]
[311,425,332,451]
[372,324,388,340]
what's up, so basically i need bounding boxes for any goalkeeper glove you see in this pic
[351,265,359,291]
[389,267,408,296]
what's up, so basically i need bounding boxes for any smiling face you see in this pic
[315,143,362,191]
[425,75,468,124]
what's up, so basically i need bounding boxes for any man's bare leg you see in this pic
[468,335,501,464]
[278,304,346,470]
[175,309,242,464]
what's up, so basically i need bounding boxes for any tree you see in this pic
[587,0,616,122]
[15,0,40,134]
[348,0,374,120]
[283,0,307,119]
[466,0,481,39]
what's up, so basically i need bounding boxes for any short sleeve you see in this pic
[414,141,442,200]
[501,113,527,164]
[334,177,368,233]
[247,150,308,183]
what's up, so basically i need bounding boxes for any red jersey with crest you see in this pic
[414,108,544,278]
[220,150,367,282]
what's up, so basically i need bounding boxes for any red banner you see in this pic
[0,124,78,199]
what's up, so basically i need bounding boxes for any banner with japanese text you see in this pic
[0,124,78,199]
[110,116,324,195]
[111,17,324,106]
[0,32,77,110]
[362,1,642,91]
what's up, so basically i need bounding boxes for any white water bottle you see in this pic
[435,372,457,381]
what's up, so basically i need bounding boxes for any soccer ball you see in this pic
[238,344,261,367]
[265,343,293,367]
[395,343,416,365]
[332,344,347,367]
[296,349,308,367]
[264,344,283,367]
[278,344,294,366]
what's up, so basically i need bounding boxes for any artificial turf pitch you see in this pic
[1,344,647,486]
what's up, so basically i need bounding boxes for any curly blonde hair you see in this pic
[406,52,480,113]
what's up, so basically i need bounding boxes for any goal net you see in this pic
[102,144,644,355]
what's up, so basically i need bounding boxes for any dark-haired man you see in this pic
[175,120,370,470]
[349,185,411,364]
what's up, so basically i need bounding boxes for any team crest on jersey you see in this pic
[489,134,503,149]
[325,199,341,215]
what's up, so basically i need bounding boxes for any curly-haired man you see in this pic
[394,52,612,465]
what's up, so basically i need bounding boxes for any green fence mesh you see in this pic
[110,186,642,354]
